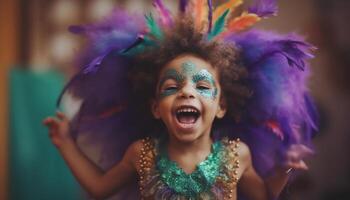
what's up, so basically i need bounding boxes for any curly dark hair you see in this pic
[128,17,251,136]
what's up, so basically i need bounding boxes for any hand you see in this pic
[282,144,314,171]
[43,111,73,148]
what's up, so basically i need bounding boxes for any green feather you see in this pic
[121,36,158,56]
[145,13,163,39]
[207,9,230,40]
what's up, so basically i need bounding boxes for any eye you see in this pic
[165,85,178,91]
[197,86,209,90]
[196,83,211,90]
[159,79,178,91]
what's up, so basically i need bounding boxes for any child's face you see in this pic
[152,54,226,142]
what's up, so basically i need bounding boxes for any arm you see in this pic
[43,111,140,199]
[238,142,269,200]
[238,142,309,200]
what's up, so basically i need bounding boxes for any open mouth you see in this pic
[175,106,201,124]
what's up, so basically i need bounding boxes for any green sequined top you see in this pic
[137,137,241,200]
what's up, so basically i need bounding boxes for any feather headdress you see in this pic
[58,0,317,198]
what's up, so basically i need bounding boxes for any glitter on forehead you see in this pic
[181,61,196,76]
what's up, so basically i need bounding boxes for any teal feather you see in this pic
[121,35,158,56]
[207,9,230,40]
[145,13,163,39]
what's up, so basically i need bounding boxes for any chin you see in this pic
[172,130,204,143]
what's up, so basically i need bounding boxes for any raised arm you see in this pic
[238,142,309,200]
[43,111,140,199]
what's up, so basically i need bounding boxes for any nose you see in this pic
[178,82,195,99]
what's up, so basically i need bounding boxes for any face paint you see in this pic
[159,68,184,86]
[181,61,196,76]
[193,69,218,99]
[158,61,218,99]
[158,68,184,98]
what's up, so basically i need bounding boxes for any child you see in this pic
[44,0,317,199]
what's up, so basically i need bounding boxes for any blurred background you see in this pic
[0,0,349,199]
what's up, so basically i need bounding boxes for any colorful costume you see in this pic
[57,0,318,199]
[138,137,240,199]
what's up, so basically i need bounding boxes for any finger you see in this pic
[298,146,314,158]
[287,144,314,160]
[285,160,309,171]
[56,111,68,121]
[43,118,60,128]
[43,117,54,125]
[298,160,309,170]
[285,151,300,162]
[43,118,50,125]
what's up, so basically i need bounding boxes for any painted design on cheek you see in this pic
[160,87,177,98]
[193,69,218,99]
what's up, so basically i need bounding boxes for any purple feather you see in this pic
[207,0,213,33]
[83,49,113,74]
[224,30,317,175]
[68,25,85,34]
[179,0,189,13]
[153,0,173,27]
[248,0,278,18]
[64,9,146,80]
[121,34,145,53]
[59,8,146,161]
[274,40,316,70]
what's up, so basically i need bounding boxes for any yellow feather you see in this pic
[213,0,243,22]
[227,12,261,32]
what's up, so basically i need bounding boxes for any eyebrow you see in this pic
[158,68,184,88]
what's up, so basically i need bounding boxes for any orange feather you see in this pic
[227,12,261,32]
[213,0,243,22]
[192,0,208,31]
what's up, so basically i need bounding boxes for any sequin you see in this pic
[138,138,241,200]
[157,141,223,198]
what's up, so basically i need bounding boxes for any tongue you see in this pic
[178,115,196,124]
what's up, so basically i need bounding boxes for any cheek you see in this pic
[157,99,173,114]
[202,98,219,111]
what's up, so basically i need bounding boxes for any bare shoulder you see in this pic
[236,140,253,174]
[225,138,251,159]
[126,139,144,155]
[236,140,251,162]
[225,138,252,172]
[124,139,144,164]
[124,138,155,170]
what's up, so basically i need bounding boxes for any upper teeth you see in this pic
[177,108,198,114]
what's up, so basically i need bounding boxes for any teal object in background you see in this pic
[9,68,81,200]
